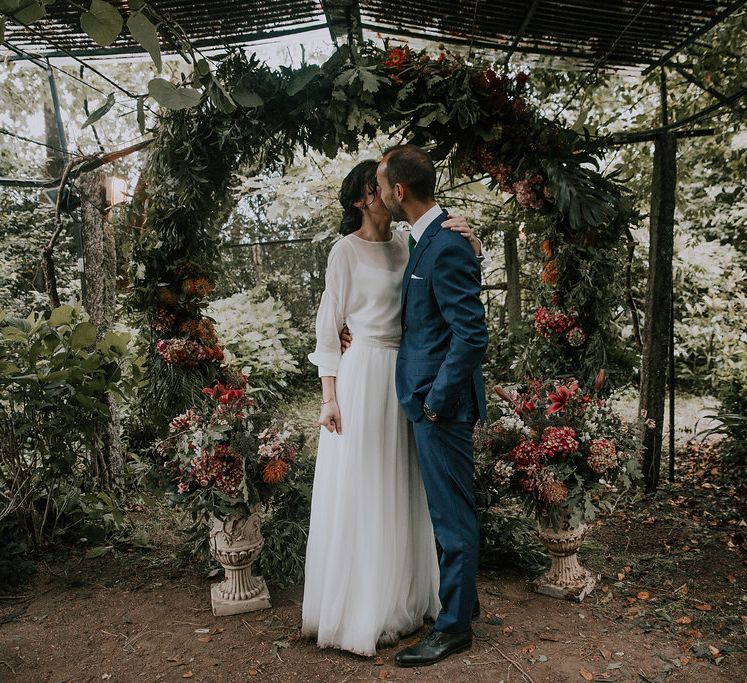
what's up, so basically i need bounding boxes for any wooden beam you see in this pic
[642,0,747,75]
[320,0,363,46]
[639,131,677,493]
[503,0,542,67]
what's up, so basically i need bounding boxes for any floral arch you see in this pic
[129,42,633,430]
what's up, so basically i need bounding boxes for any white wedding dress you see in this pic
[302,231,440,656]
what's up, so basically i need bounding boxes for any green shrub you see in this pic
[0,304,140,547]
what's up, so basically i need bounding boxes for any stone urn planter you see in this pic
[208,506,271,616]
[532,514,599,602]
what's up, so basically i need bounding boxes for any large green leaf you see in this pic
[70,322,97,349]
[82,93,115,128]
[48,304,74,327]
[147,78,202,110]
[232,75,264,108]
[286,65,320,97]
[80,0,123,47]
[127,11,161,71]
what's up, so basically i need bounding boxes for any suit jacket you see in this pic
[395,210,489,423]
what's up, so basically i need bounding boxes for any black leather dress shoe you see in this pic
[394,629,472,667]
[472,598,480,620]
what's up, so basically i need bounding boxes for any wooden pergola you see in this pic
[1,1,744,491]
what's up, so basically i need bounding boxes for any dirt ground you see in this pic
[1,442,745,683]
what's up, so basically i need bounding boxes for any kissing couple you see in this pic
[302,144,489,667]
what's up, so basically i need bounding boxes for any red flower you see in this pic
[546,381,579,415]
[383,47,408,70]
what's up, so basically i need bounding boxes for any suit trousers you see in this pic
[411,411,479,634]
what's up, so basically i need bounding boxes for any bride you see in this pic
[301,159,485,656]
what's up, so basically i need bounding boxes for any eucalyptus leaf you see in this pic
[127,10,161,71]
[5,0,46,24]
[80,0,124,47]
[136,95,146,134]
[82,93,115,129]
[147,78,202,110]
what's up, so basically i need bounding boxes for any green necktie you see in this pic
[408,234,416,254]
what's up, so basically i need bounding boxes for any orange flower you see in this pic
[182,277,213,298]
[540,239,553,259]
[262,459,289,484]
[540,259,559,285]
[179,318,219,345]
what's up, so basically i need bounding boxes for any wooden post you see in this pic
[503,228,522,334]
[639,131,677,492]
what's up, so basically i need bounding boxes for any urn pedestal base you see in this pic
[533,518,599,603]
[531,566,599,602]
[209,510,272,617]
[211,578,271,616]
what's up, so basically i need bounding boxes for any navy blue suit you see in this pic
[395,209,488,633]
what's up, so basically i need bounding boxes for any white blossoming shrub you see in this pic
[207,288,302,398]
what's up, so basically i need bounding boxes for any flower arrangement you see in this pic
[474,375,640,528]
[157,379,302,519]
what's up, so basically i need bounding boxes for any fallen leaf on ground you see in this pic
[378,670,389,680]
[674,616,692,625]
[674,584,689,595]
[580,667,594,681]
[374,657,384,666]
[502,626,514,635]
[599,646,612,660]
[626,597,637,605]
[212,627,225,634]
[182,674,193,679]
[726,575,736,584]
[679,657,690,665]
[708,645,720,657]
[617,573,626,581]
[601,585,609,593]
[637,591,651,601]
[247,670,258,677]
[197,635,212,643]
[623,566,632,573]
[521,643,537,655]
[695,603,712,612]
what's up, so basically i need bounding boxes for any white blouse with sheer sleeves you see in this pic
[308,231,409,377]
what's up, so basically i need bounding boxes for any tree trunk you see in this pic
[503,228,522,334]
[79,170,122,490]
[639,132,677,493]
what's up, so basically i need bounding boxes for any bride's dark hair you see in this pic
[338,159,379,235]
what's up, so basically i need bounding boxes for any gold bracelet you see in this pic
[321,397,335,405]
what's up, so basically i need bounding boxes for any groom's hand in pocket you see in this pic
[319,399,343,435]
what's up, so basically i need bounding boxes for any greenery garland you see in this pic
[128,42,634,432]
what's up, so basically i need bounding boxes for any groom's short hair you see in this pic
[381,145,436,202]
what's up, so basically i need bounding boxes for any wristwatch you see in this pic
[423,403,439,422]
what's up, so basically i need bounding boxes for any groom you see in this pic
[376,144,488,667]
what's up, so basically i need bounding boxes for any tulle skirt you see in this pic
[301,338,440,656]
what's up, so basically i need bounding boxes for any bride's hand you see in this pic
[319,399,342,435]
[442,213,482,258]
